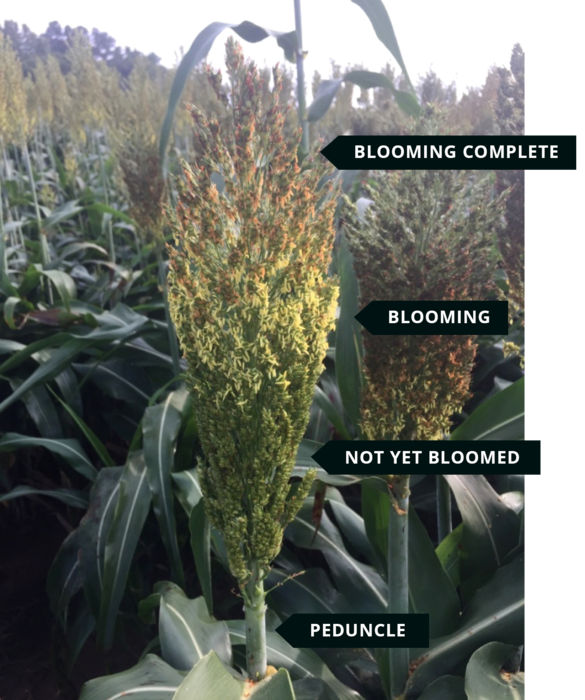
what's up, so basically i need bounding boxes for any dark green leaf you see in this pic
[98,453,152,649]
[0,432,96,481]
[335,231,362,427]
[143,390,188,585]
[444,475,520,590]
[0,485,88,508]
[407,555,524,696]
[417,675,466,700]
[450,378,524,441]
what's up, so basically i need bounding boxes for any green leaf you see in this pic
[46,529,84,628]
[308,79,342,121]
[293,438,360,486]
[350,0,413,88]
[172,468,203,514]
[189,499,213,613]
[160,21,296,169]
[465,642,524,699]
[76,468,124,619]
[42,269,77,308]
[227,624,361,699]
[444,475,520,591]
[49,389,115,467]
[42,199,83,229]
[157,583,231,670]
[435,523,463,589]
[407,507,461,637]
[286,502,387,611]
[450,378,524,441]
[407,555,524,696]
[74,359,151,404]
[0,485,88,508]
[7,377,63,438]
[417,675,466,700]
[335,231,362,428]
[79,654,183,700]
[98,453,152,649]
[0,432,97,481]
[3,296,22,329]
[172,652,245,700]
[0,339,86,414]
[143,389,188,585]
[344,70,420,116]
[267,566,350,616]
[313,385,352,439]
[361,478,389,571]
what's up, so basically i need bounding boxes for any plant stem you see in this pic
[293,0,309,159]
[387,474,410,700]
[436,475,452,542]
[243,565,267,680]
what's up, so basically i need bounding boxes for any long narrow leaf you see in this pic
[98,453,152,649]
[0,432,97,481]
[143,390,188,584]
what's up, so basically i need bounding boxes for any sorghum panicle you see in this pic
[345,169,503,440]
[167,39,337,586]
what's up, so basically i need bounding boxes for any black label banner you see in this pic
[355,300,508,335]
[312,440,541,475]
[276,614,429,648]
[321,135,576,170]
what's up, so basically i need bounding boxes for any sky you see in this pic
[6,0,532,96]
[3,2,585,696]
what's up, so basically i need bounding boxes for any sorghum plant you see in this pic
[344,168,503,698]
[345,169,502,442]
[167,39,337,680]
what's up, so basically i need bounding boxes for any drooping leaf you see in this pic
[350,0,413,86]
[79,654,183,700]
[157,583,231,670]
[0,485,88,508]
[0,432,97,481]
[464,642,524,700]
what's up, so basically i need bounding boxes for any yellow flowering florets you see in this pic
[167,40,337,585]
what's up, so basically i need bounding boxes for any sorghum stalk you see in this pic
[167,40,337,679]
[387,474,410,700]
[293,0,309,159]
